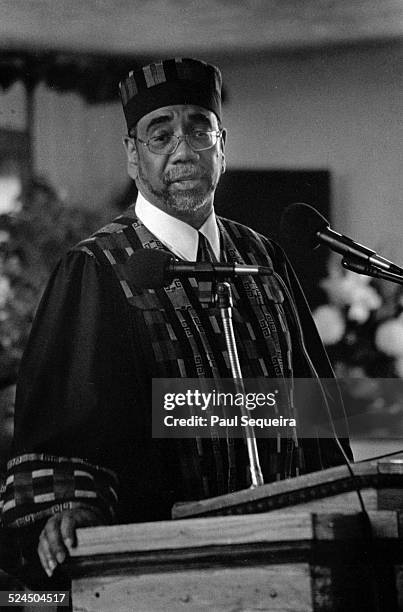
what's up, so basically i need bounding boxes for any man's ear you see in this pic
[123,136,139,181]
[220,128,227,175]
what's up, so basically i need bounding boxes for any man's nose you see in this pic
[170,135,200,160]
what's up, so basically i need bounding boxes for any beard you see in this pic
[138,163,217,214]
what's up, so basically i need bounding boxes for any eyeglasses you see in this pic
[131,129,223,155]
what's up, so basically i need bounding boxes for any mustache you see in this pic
[164,166,205,183]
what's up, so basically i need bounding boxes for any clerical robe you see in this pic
[2,206,352,529]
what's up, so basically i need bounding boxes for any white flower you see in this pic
[0,176,22,214]
[348,303,372,324]
[313,304,345,345]
[375,317,403,357]
[321,267,382,323]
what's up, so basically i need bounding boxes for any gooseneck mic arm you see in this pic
[280,202,403,281]
[342,257,403,286]
[317,226,403,276]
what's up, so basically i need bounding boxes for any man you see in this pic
[2,58,351,580]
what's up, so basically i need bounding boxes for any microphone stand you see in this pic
[342,257,403,286]
[215,281,264,488]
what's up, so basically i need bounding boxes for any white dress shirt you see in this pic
[135,192,221,261]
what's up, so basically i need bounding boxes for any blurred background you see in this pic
[0,0,403,467]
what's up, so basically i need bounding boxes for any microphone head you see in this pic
[127,249,173,289]
[280,202,330,251]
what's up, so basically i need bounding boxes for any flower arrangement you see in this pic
[0,176,106,379]
[313,257,403,377]
[312,256,403,438]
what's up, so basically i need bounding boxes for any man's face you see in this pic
[124,105,226,226]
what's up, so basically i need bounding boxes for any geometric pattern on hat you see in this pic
[119,57,222,131]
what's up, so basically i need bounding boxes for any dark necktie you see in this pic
[197,231,217,262]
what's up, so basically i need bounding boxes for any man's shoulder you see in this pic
[218,215,280,255]
[73,205,139,258]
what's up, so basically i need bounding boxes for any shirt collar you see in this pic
[135,191,220,261]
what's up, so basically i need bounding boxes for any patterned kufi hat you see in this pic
[119,57,222,132]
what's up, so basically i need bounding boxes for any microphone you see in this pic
[280,203,403,276]
[127,249,273,290]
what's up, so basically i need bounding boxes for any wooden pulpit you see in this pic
[69,458,403,611]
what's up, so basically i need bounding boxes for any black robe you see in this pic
[2,207,352,531]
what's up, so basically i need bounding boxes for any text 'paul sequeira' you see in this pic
[163,415,296,428]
